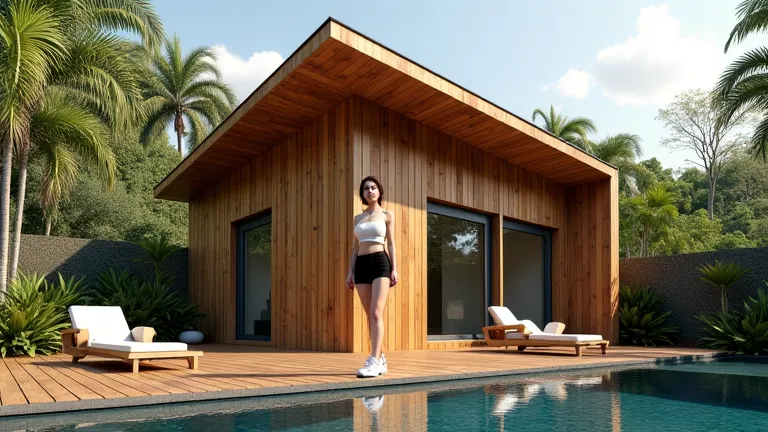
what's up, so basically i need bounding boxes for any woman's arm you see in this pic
[386,211,398,286]
[346,215,360,288]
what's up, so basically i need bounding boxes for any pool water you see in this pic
[26,357,768,431]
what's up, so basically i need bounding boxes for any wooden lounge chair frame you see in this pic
[61,328,203,373]
[481,324,609,356]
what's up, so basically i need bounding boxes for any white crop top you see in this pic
[354,218,387,245]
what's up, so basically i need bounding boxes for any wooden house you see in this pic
[154,18,619,353]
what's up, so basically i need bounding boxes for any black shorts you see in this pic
[354,251,392,285]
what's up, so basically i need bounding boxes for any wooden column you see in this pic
[492,214,503,307]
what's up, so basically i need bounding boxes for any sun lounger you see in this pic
[482,306,608,356]
[60,305,203,373]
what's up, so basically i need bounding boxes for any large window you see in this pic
[427,202,491,340]
[502,220,552,328]
[236,212,272,341]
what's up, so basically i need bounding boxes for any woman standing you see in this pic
[346,176,398,378]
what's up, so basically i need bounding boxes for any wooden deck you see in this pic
[0,344,718,420]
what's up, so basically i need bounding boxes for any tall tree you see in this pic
[622,186,679,257]
[4,0,164,282]
[657,89,749,220]
[585,133,643,194]
[717,0,768,160]
[140,35,237,155]
[531,105,597,150]
[0,0,67,294]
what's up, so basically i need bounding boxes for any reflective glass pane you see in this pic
[242,223,271,339]
[427,213,485,336]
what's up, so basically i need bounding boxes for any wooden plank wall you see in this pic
[348,96,568,353]
[563,177,619,342]
[188,101,354,351]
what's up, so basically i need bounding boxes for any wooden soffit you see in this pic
[154,18,615,202]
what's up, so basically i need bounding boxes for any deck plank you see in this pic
[0,358,27,405]
[14,357,77,402]
[0,344,719,416]
[29,361,103,401]
[3,358,53,404]
[35,357,129,399]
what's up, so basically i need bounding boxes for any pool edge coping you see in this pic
[0,350,727,421]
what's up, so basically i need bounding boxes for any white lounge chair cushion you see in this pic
[528,334,604,342]
[69,305,132,345]
[488,307,546,334]
[488,306,517,326]
[90,341,188,353]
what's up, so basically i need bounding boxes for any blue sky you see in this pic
[153,0,758,172]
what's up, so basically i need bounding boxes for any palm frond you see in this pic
[139,99,175,146]
[184,109,209,150]
[715,47,768,97]
[52,31,144,127]
[181,78,237,109]
[750,115,768,160]
[78,0,164,51]
[725,0,768,52]
[180,46,221,87]
[36,138,78,215]
[531,108,551,131]
[0,0,67,145]
[31,92,115,189]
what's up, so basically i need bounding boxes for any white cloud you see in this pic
[551,68,591,99]
[209,45,284,103]
[547,4,723,105]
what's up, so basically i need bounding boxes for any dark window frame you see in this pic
[502,219,553,325]
[426,201,492,341]
[236,211,273,341]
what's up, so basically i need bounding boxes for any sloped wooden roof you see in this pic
[154,18,615,202]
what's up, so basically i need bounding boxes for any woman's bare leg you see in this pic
[369,277,390,358]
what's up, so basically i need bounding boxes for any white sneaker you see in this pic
[362,395,385,412]
[378,353,388,374]
[357,355,385,378]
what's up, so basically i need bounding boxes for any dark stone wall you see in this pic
[620,247,768,344]
[17,234,188,295]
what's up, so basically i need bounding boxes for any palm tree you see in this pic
[0,0,67,294]
[637,187,678,257]
[31,91,116,236]
[585,133,644,194]
[532,105,597,150]
[716,0,768,159]
[2,0,164,285]
[141,35,237,155]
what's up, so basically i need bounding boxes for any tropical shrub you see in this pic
[698,260,751,313]
[134,234,180,284]
[619,285,678,346]
[0,272,89,357]
[90,269,204,342]
[698,287,768,355]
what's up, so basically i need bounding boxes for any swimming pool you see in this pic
[12,356,768,431]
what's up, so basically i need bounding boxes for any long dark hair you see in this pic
[359,176,384,206]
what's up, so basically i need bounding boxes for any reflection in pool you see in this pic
[17,357,768,431]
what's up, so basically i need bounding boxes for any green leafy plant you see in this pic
[697,286,768,355]
[0,271,88,357]
[134,234,180,284]
[619,285,679,346]
[698,260,751,313]
[91,269,205,342]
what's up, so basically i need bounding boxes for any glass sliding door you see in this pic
[236,213,272,341]
[427,202,491,340]
[502,220,552,328]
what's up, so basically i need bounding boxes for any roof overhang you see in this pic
[154,18,616,202]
